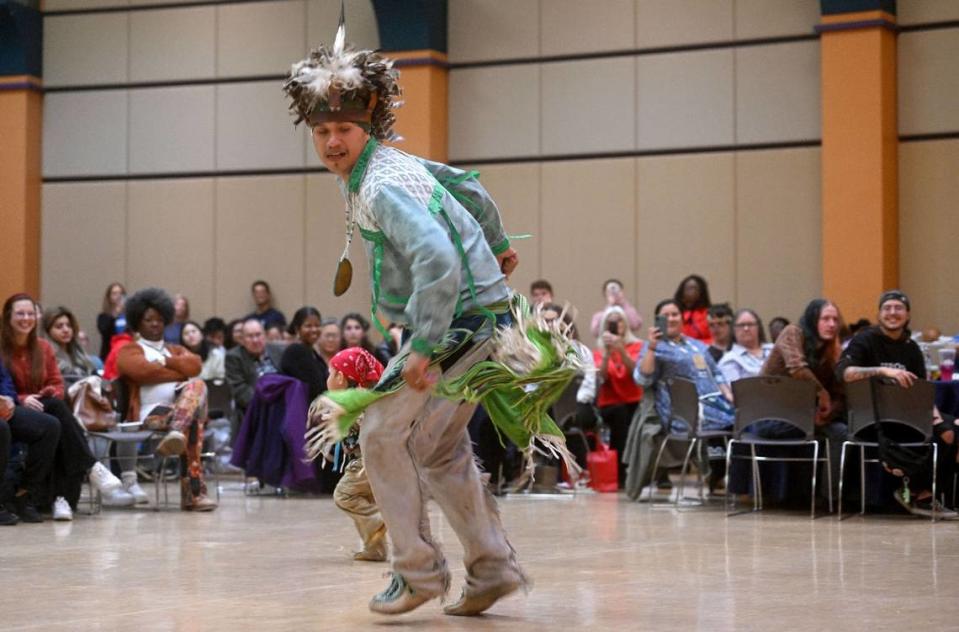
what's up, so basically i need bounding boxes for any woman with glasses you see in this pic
[718,309,774,382]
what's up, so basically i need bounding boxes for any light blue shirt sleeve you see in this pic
[634,343,656,387]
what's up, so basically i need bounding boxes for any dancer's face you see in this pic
[312,121,370,178]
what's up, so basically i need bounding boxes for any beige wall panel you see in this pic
[304,174,373,325]
[41,182,127,353]
[307,0,380,52]
[900,140,959,333]
[129,86,215,174]
[459,163,542,302]
[541,0,634,56]
[218,1,306,78]
[735,148,821,326]
[899,30,959,136]
[449,65,540,161]
[898,0,959,25]
[129,0,197,4]
[43,90,128,177]
[43,13,128,87]
[46,0,127,9]
[541,159,636,344]
[734,0,819,39]
[126,179,216,322]
[735,41,821,143]
[635,0,733,48]
[217,82,306,170]
[542,57,636,155]
[636,49,734,149]
[129,7,215,82]
[215,176,306,321]
[448,0,539,63]
[635,153,735,330]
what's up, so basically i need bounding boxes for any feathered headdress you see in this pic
[283,3,402,141]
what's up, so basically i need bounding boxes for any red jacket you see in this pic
[682,308,713,344]
[7,338,64,401]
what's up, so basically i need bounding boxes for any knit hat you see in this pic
[878,290,910,311]
[282,4,401,141]
[330,347,384,388]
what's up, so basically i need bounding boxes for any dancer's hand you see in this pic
[402,352,435,391]
[497,247,519,279]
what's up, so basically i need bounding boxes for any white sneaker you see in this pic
[53,496,73,521]
[122,473,150,505]
[88,462,122,494]
[100,485,136,507]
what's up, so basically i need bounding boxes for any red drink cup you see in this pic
[941,359,955,381]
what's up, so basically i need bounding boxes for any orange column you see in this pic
[388,50,448,163]
[820,10,898,322]
[0,76,43,300]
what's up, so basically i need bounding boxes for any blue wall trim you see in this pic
[372,0,446,53]
[0,1,43,77]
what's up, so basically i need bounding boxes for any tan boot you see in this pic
[443,576,523,617]
[368,573,433,615]
[156,431,186,457]
[353,526,388,562]
[180,478,217,512]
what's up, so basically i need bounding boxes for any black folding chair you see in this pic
[725,376,830,518]
[646,378,732,507]
[838,377,937,520]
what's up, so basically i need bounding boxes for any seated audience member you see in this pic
[280,307,328,402]
[246,280,287,330]
[530,279,554,306]
[163,293,190,343]
[674,274,713,344]
[341,313,391,367]
[768,316,789,344]
[848,318,871,338]
[96,282,127,361]
[836,290,956,516]
[590,279,643,338]
[44,306,97,388]
[225,319,244,350]
[706,303,734,363]
[593,306,644,486]
[315,317,342,367]
[374,323,403,364]
[1,294,132,520]
[203,317,227,350]
[226,318,284,423]
[719,308,773,382]
[635,299,734,434]
[75,330,103,372]
[757,299,848,496]
[265,323,286,345]
[180,320,226,380]
[116,288,216,511]
[0,358,61,525]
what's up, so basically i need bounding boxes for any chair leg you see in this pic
[824,438,833,514]
[810,440,820,519]
[676,438,697,508]
[750,444,763,511]
[696,440,706,503]
[860,445,866,515]
[838,442,848,520]
[931,443,938,523]
[647,435,671,504]
[725,439,735,516]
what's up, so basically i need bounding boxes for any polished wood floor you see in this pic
[2,482,959,631]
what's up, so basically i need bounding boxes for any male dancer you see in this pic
[284,18,535,617]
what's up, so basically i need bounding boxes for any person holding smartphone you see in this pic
[635,298,734,435]
[593,306,644,487]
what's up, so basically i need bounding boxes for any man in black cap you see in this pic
[837,289,957,516]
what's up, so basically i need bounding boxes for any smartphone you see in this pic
[607,320,619,334]
[654,315,668,335]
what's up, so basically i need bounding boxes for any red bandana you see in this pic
[330,347,384,388]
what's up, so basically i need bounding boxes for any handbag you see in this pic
[68,376,118,432]
[586,431,619,492]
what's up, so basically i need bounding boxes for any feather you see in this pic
[333,0,346,56]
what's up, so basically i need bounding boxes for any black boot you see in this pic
[13,494,43,523]
[0,503,18,526]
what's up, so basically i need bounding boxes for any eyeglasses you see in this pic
[734,322,758,329]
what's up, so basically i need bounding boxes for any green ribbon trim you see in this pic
[491,238,511,256]
[348,137,379,194]
[358,226,389,338]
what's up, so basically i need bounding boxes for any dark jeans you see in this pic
[598,402,638,489]
[41,397,97,509]
[0,406,61,502]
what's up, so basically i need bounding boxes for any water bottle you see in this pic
[599,424,611,446]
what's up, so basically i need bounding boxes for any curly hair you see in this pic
[674,275,711,311]
[125,288,174,332]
